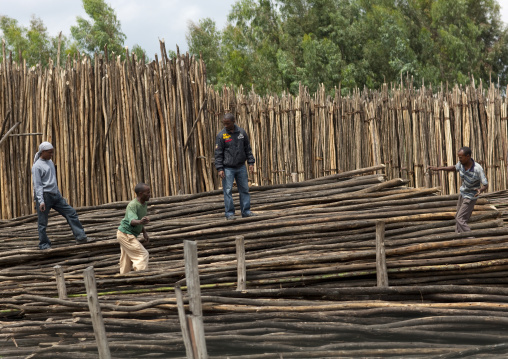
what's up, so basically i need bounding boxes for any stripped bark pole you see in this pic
[183,98,207,151]
[376,221,389,287]
[175,285,194,359]
[188,314,208,359]
[184,240,203,316]
[236,235,246,291]
[83,266,111,359]
[183,240,208,358]
[53,265,67,299]
[444,101,455,194]
[0,121,21,147]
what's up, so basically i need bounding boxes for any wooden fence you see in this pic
[1,41,507,219]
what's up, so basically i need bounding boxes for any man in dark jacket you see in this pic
[214,113,256,220]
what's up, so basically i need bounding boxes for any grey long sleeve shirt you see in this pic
[32,159,59,204]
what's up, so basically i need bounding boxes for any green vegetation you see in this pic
[1,0,506,94]
[0,15,68,66]
[70,0,127,57]
[187,0,508,94]
[0,0,150,65]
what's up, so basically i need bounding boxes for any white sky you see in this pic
[499,0,508,29]
[1,0,508,60]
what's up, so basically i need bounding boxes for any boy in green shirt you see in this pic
[116,183,151,274]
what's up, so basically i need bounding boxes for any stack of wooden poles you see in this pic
[1,165,508,357]
[1,41,508,220]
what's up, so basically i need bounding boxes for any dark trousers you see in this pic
[455,195,477,233]
[222,165,251,217]
[36,192,86,249]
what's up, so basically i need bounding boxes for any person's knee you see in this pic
[68,209,78,218]
[456,218,468,227]
[238,186,249,194]
[133,254,149,271]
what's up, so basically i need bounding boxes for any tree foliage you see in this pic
[1,0,151,66]
[0,15,67,67]
[186,0,508,95]
[187,18,222,83]
[70,0,127,58]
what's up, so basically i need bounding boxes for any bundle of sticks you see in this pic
[1,165,508,358]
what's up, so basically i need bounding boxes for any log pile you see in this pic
[1,42,508,219]
[1,165,508,358]
[482,190,508,224]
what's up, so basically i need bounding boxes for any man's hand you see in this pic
[39,203,46,212]
[142,231,150,245]
[427,166,438,171]
[218,170,225,179]
[475,186,487,197]
[140,216,150,225]
[248,165,254,173]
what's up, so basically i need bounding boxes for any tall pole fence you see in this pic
[1,41,507,219]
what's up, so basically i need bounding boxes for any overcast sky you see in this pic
[1,0,508,59]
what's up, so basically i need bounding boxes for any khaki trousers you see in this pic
[455,195,477,233]
[116,230,149,274]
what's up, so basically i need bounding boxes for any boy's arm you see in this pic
[142,227,150,243]
[428,165,456,172]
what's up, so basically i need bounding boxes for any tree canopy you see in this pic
[0,15,68,67]
[0,0,151,66]
[1,0,506,94]
[186,0,508,95]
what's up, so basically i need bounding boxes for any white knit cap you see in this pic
[33,142,54,164]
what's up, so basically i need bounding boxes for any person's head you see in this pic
[40,148,54,160]
[457,146,472,165]
[222,113,235,131]
[37,142,54,161]
[134,183,151,203]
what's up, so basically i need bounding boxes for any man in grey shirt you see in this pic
[32,142,94,249]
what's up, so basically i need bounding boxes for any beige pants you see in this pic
[116,230,149,274]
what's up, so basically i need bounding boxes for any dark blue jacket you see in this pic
[214,125,255,171]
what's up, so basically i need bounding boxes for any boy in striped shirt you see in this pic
[428,146,488,233]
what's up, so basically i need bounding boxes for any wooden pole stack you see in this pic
[0,44,507,222]
[1,166,508,357]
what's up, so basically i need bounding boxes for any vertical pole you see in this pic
[187,316,199,357]
[183,240,208,358]
[291,172,298,183]
[53,265,67,299]
[175,285,194,359]
[376,221,389,287]
[184,240,202,316]
[83,266,111,359]
[235,236,246,291]
[189,315,208,358]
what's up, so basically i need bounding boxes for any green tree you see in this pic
[70,0,126,58]
[222,0,282,94]
[131,44,150,63]
[186,18,222,84]
[186,0,508,93]
[0,15,67,66]
[277,0,365,92]
[0,16,28,62]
